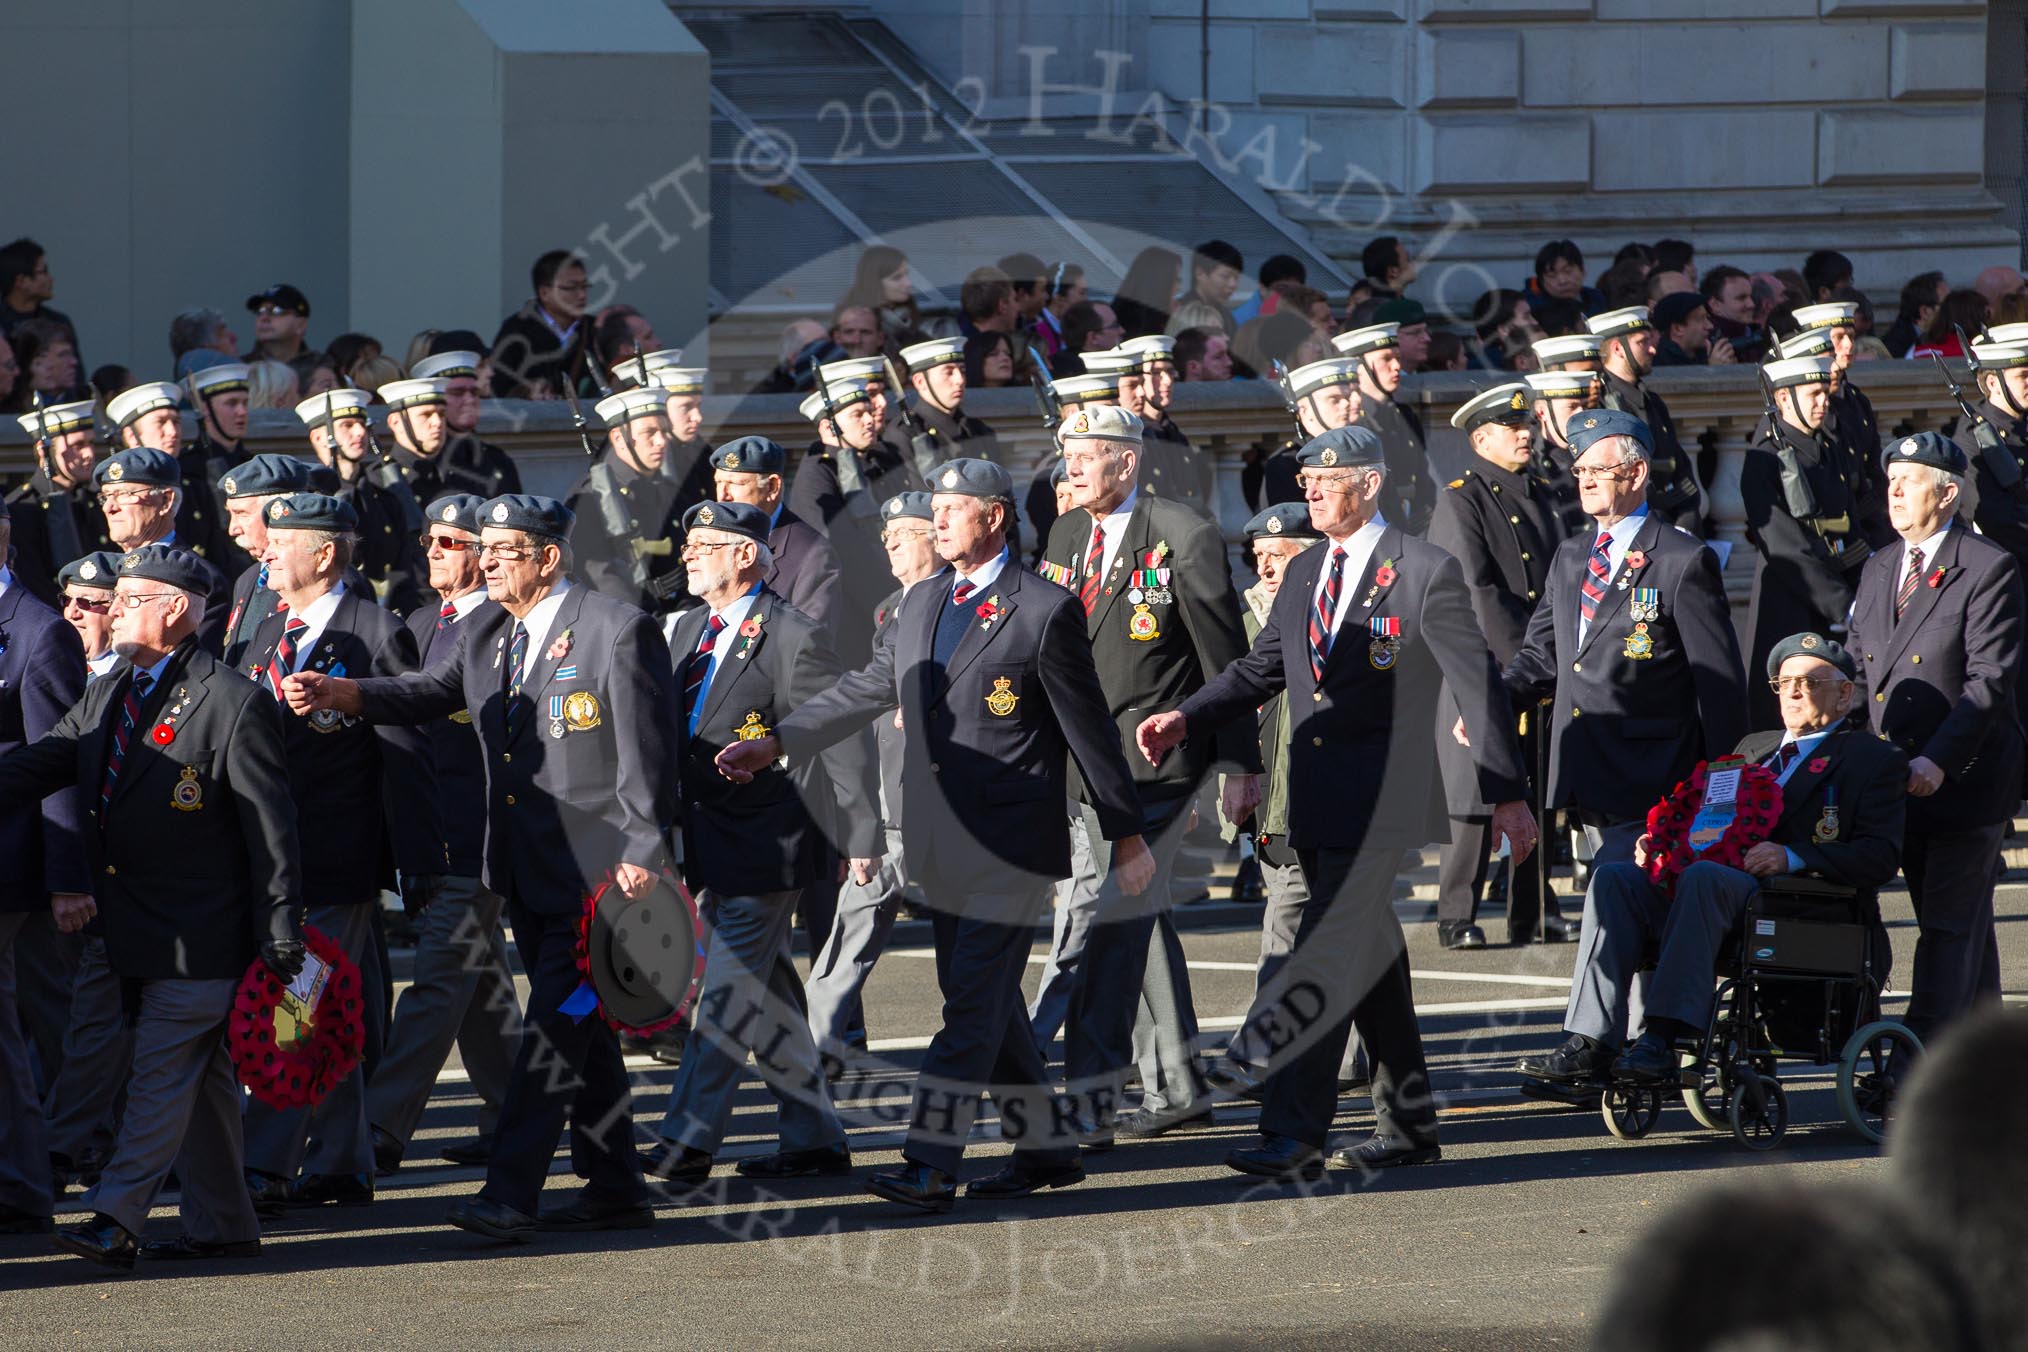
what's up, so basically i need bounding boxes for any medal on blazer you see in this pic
[1629,587,1661,622]
[306,661,349,730]
[736,711,771,740]
[1624,622,1655,660]
[548,694,567,739]
[1368,616,1401,669]
[1814,788,1840,843]
[1128,604,1159,641]
[985,676,1019,716]
[564,690,602,731]
[170,765,204,812]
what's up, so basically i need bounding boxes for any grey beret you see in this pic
[481,494,575,539]
[927,457,1015,501]
[1766,631,1858,681]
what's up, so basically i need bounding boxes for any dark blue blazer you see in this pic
[0,582,87,910]
[408,593,499,877]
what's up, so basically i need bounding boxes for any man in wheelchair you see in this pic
[1518,632,1908,1087]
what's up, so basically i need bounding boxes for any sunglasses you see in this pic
[419,533,475,553]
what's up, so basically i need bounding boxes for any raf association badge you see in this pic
[563,690,602,732]
[1623,622,1655,660]
[1368,616,1401,670]
[170,765,204,812]
[1127,604,1159,641]
[985,676,1019,717]
[736,711,771,741]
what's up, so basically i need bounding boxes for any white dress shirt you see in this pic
[688,583,763,734]
[279,583,346,673]
[511,580,573,685]
[1900,524,1952,585]
[1309,514,1390,646]
[1084,489,1140,582]
[1576,507,1649,646]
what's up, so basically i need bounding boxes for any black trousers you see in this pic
[480,897,646,1215]
[1259,846,1436,1150]
[1435,818,1547,934]
[1901,822,2006,1046]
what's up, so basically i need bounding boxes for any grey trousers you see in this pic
[44,935,134,1165]
[1027,863,1095,1054]
[365,876,519,1149]
[0,913,54,1219]
[1225,857,1365,1083]
[88,977,259,1243]
[657,887,846,1156]
[1565,859,1760,1044]
[806,823,904,1060]
[11,912,81,1095]
[243,902,378,1179]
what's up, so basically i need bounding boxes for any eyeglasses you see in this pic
[680,540,739,556]
[1294,470,1368,492]
[115,592,180,610]
[881,526,930,544]
[253,304,295,318]
[475,543,538,561]
[419,533,474,553]
[99,489,162,507]
[63,594,112,614]
[1768,676,1845,694]
[1571,462,1636,483]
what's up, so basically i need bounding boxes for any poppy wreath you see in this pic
[228,925,366,1109]
[573,869,707,1036]
[1643,759,1785,895]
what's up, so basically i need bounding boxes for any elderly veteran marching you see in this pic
[710,435,841,634]
[565,385,688,617]
[1587,307,1702,531]
[641,499,876,1190]
[92,448,229,655]
[0,545,303,1270]
[283,495,678,1242]
[239,492,443,1215]
[215,453,315,666]
[1256,356,1363,511]
[1429,383,1577,947]
[717,457,1152,1214]
[1139,424,1537,1179]
[1329,322,1433,533]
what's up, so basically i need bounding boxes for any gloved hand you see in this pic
[399,872,444,917]
[261,905,308,983]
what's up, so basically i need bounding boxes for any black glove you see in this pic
[260,904,307,983]
[399,872,444,918]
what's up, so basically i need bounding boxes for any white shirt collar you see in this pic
[1090,489,1139,580]
[0,566,13,600]
[1904,522,1952,569]
[448,587,489,620]
[1313,514,1390,643]
[709,583,763,633]
[512,578,573,664]
[958,547,1010,595]
[283,583,347,670]
[87,650,121,679]
[1576,508,1649,644]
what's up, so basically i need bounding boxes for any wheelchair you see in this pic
[1526,874,1922,1151]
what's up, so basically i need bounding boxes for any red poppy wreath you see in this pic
[229,925,366,1109]
[574,870,708,1037]
[1643,757,1784,895]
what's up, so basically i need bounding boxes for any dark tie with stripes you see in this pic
[268,617,307,701]
[1896,545,1924,619]
[1767,740,1800,779]
[504,621,531,737]
[100,671,153,813]
[684,614,726,722]
[1579,533,1612,627]
[1079,526,1106,615]
[1307,547,1347,683]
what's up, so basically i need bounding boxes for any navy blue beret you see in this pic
[1245,502,1322,541]
[94,447,180,491]
[117,544,215,596]
[425,493,487,536]
[711,436,787,476]
[58,550,123,591]
[481,494,574,539]
[928,457,1015,501]
[1767,631,1858,681]
[217,453,313,500]
[264,492,359,533]
[882,491,933,523]
[1885,430,1969,476]
[683,498,770,547]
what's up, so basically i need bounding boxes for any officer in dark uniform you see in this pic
[184,361,254,475]
[1741,353,1876,727]
[0,545,302,1270]
[1525,368,1600,535]
[1955,339,2028,566]
[106,381,240,571]
[283,495,678,1242]
[215,454,316,666]
[295,390,427,616]
[238,493,441,1213]
[1142,425,1537,1179]
[1430,384,1574,947]
[1851,432,2025,1055]
[1793,303,1885,504]
[409,349,524,500]
[6,399,100,608]
[1256,357,1362,510]
[1502,409,1746,884]
[1530,333,1603,375]
[721,458,1150,1213]
[638,360,716,522]
[564,387,685,616]
[367,494,520,1175]
[887,337,999,474]
[641,499,874,1186]
[710,435,841,630]
[1329,323,1433,533]
[92,449,229,656]
[382,376,483,506]
[790,371,929,667]
[1587,307,1703,532]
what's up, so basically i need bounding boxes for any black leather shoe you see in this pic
[1540,911,1580,944]
[866,1163,958,1214]
[139,1234,261,1261]
[445,1197,535,1243]
[1225,1134,1323,1181]
[966,1158,1085,1199]
[246,1170,293,1219]
[535,1194,655,1232]
[1117,1107,1214,1139]
[1517,1033,1615,1083]
[1438,921,1487,951]
[370,1125,403,1177]
[735,1145,852,1179]
[1205,1060,1268,1102]
[439,1136,494,1167]
[286,1172,374,1208]
[0,1203,53,1235]
[52,1214,137,1271]
[1611,1032,1681,1085]
[1329,1134,1441,1170]
[1230,855,1265,903]
[640,1143,713,1186]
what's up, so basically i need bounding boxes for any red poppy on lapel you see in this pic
[1807,757,1828,774]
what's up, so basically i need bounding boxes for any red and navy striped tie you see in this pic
[1896,545,1924,619]
[952,579,976,610]
[1078,526,1106,615]
[267,617,307,702]
[684,614,726,720]
[100,671,153,812]
[1307,546,1347,683]
[1579,534,1612,627]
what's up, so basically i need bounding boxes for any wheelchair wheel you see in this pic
[1837,1020,1922,1146]
[1681,1050,1731,1132]
[1727,1074,1788,1151]
[1601,1084,1665,1140]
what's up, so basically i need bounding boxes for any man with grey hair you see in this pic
[1849,431,2025,1058]
[91,448,229,654]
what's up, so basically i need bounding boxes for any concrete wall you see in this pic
[2,0,709,378]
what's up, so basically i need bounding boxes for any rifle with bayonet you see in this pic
[573,358,681,611]
[1757,366,1864,570]
[1935,326,2024,497]
[882,355,942,484]
[818,375,883,525]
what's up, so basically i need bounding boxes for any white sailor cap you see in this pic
[1971,342,2028,371]
[1763,354,1835,389]
[1114,334,1177,369]
[1060,404,1143,443]
[645,366,708,396]
[1586,307,1652,339]
[295,389,372,427]
[16,399,97,440]
[186,362,252,397]
[1985,323,2028,346]
[595,387,669,426]
[1530,334,1602,367]
[1524,369,1601,399]
[380,378,449,411]
[1051,371,1122,405]
[817,356,889,388]
[638,347,687,373]
[409,350,482,381]
[106,382,183,429]
[1776,328,1836,360]
[798,390,828,423]
[1450,383,1535,432]
[1079,350,1138,376]
[1286,358,1361,399]
[899,337,966,372]
[1331,323,1399,358]
[1792,302,1859,331]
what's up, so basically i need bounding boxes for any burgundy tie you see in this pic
[268,617,307,701]
[1579,533,1612,627]
[1078,526,1106,614]
[1307,547,1347,684]
[100,671,153,812]
[952,579,976,610]
[684,614,726,719]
